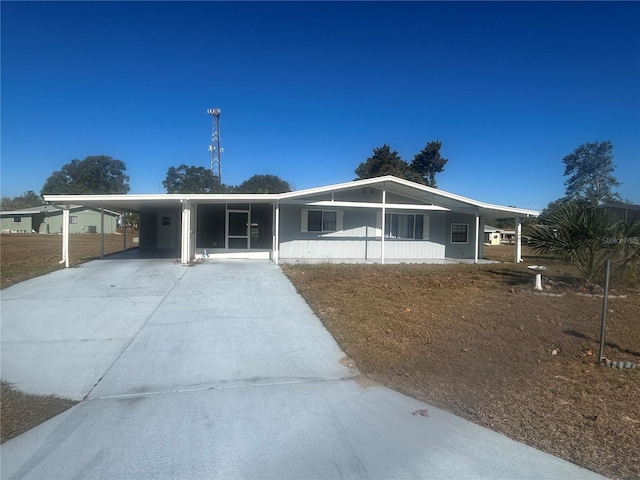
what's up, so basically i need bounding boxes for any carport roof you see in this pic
[44,175,539,218]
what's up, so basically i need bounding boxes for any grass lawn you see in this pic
[282,246,639,480]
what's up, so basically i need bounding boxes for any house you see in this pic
[43,176,538,266]
[0,205,119,235]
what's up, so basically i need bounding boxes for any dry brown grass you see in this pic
[1,232,138,289]
[283,246,640,480]
[1,382,77,443]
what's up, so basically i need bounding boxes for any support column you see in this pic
[61,207,70,268]
[273,202,280,264]
[474,213,479,264]
[515,217,522,263]
[122,211,127,253]
[381,190,386,265]
[181,200,191,264]
[100,208,105,258]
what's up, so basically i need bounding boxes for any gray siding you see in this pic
[1,209,117,234]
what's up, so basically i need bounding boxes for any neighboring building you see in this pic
[44,176,538,265]
[484,225,502,246]
[0,205,119,234]
[500,230,516,244]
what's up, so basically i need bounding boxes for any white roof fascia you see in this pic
[43,176,539,217]
[304,200,450,211]
[44,193,279,203]
[279,176,538,217]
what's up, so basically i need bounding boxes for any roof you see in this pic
[43,176,539,218]
[0,204,120,216]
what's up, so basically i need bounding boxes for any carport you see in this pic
[43,193,279,266]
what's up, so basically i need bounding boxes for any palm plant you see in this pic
[525,203,636,285]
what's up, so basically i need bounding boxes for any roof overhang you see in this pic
[43,176,539,218]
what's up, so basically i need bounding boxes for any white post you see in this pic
[100,208,105,258]
[181,200,191,264]
[273,202,280,264]
[62,207,70,268]
[515,217,522,263]
[122,211,127,253]
[474,213,479,264]
[381,190,386,265]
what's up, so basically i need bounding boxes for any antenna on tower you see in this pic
[207,108,222,184]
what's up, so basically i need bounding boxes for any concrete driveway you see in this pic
[1,259,605,479]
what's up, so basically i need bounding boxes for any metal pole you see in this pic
[598,259,612,363]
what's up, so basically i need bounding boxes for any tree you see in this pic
[234,174,292,194]
[410,141,448,187]
[562,141,621,206]
[41,155,130,195]
[1,191,42,210]
[354,144,423,183]
[163,165,227,193]
[524,202,638,285]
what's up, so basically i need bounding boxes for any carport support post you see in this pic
[381,190,386,265]
[474,213,479,264]
[62,206,70,268]
[100,208,105,258]
[273,202,280,264]
[122,211,127,253]
[180,199,191,264]
[515,217,522,263]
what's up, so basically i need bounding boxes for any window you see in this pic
[14,217,21,223]
[384,213,427,240]
[451,223,469,243]
[70,216,78,224]
[301,210,342,233]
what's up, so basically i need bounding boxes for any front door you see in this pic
[227,210,249,249]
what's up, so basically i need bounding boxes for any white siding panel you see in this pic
[279,239,445,260]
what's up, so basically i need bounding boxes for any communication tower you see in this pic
[207,108,222,183]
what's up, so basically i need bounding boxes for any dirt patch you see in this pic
[282,246,640,480]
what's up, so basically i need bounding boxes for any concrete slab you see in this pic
[0,258,607,479]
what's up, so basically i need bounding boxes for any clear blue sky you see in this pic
[2,1,639,211]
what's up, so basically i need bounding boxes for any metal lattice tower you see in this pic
[207,108,222,183]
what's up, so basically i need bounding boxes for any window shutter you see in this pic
[422,214,430,240]
[336,211,344,231]
[301,210,308,232]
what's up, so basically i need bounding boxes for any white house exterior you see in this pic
[44,176,538,266]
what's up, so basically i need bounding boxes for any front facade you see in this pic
[44,176,538,265]
[0,205,119,234]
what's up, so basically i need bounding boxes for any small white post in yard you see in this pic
[515,217,522,263]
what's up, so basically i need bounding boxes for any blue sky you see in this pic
[2,1,639,211]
